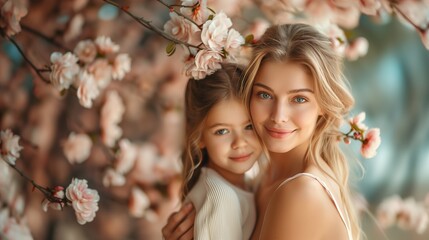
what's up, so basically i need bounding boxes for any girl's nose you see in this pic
[231,132,247,149]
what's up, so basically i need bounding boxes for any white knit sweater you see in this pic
[186,167,256,240]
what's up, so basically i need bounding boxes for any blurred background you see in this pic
[0,0,428,239]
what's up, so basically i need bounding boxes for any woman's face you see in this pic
[250,61,322,154]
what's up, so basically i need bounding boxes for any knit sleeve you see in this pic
[194,175,243,240]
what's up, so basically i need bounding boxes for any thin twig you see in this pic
[5,35,51,84]
[155,0,201,28]
[103,0,202,50]
[2,158,50,196]
[21,24,72,51]
[393,5,425,33]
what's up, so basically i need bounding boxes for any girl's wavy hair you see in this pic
[241,23,362,239]
[181,63,244,198]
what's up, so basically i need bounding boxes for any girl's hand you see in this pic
[162,202,196,240]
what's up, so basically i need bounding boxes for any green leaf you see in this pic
[207,14,214,21]
[245,34,254,44]
[166,42,176,56]
[60,89,67,96]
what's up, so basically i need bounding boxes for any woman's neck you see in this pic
[268,141,310,182]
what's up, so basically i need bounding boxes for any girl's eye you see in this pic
[244,124,254,130]
[215,129,230,135]
[257,92,272,99]
[293,96,308,103]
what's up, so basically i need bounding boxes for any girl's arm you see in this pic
[162,203,196,240]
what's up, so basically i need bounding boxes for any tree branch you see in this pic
[102,0,202,50]
[2,32,51,84]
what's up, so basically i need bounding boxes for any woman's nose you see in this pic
[270,100,289,124]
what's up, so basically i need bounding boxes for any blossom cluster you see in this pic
[0,129,100,226]
[342,112,381,158]
[49,36,131,108]
[0,0,28,37]
[163,0,245,79]
[257,0,429,60]
[41,179,100,225]
[377,194,429,234]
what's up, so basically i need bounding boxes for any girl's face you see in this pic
[200,98,261,179]
[250,61,322,154]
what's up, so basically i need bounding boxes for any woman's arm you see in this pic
[162,203,196,240]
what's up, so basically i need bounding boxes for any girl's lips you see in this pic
[229,153,252,162]
[265,126,295,139]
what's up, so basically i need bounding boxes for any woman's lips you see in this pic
[229,153,252,162]
[265,126,295,139]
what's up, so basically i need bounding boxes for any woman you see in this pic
[162,23,361,240]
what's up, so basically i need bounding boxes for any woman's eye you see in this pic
[293,96,308,103]
[257,92,272,99]
[245,124,254,130]
[215,129,229,135]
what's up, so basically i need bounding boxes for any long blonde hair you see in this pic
[241,23,361,239]
[182,63,244,198]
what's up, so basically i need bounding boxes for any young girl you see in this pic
[163,23,361,240]
[180,63,262,240]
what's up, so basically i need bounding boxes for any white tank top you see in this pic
[274,172,353,240]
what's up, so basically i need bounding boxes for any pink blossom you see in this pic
[63,14,84,42]
[346,37,369,61]
[361,128,381,158]
[41,186,65,212]
[349,112,368,131]
[112,53,131,81]
[128,187,150,218]
[87,58,112,89]
[397,198,429,234]
[0,129,23,165]
[185,49,222,80]
[201,12,232,51]
[65,178,100,225]
[359,0,382,15]
[180,0,209,25]
[0,208,33,240]
[247,18,270,41]
[102,168,126,187]
[62,132,92,164]
[74,39,97,64]
[0,0,28,37]
[94,35,119,55]
[49,52,80,91]
[115,139,138,174]
[101,91,125,147]
[224,28,244,56]
[76,71,100,108]
[132,143,158,184]
[377,195,403,228]
[317,23,347,57]
[164,12,201,44]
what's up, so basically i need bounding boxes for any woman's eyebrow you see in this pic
[254,83,314,94]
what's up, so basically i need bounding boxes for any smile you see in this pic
[265,126,296,139]
[229,153,252,162]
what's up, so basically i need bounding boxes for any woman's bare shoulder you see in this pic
[259,175,333,239]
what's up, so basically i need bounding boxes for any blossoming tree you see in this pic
[0,0,428,239]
